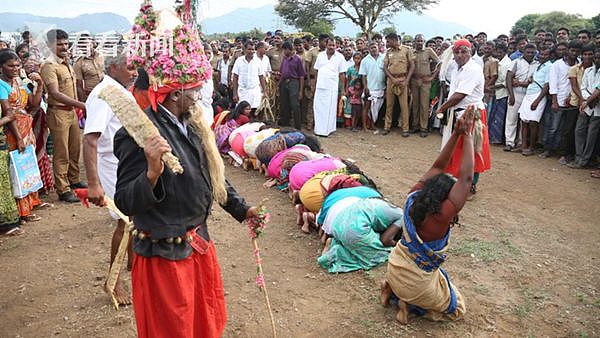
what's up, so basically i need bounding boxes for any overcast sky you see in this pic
[1,0,597,36]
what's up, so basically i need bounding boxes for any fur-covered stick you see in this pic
[188,102,228,204]
[98,85,184,174]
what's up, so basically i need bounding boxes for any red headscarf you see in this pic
[147,80,204,112]
[452,39,472,52]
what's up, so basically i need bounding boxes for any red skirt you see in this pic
[132,236,226,338]
[445,108,492,177]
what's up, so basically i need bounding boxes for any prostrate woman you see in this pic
[381,106,476,324]
[212,100,250,154]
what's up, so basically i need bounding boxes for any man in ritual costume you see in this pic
[112,2,258,337]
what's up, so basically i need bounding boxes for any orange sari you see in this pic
[4,79,42,217]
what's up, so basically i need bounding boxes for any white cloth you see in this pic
[216,58,231,86]
[314,51,347,89]
[84,75,129,159]
[510,57,539,85]
[243,128,278,158]
[343,58,354,72]
[232,55,265,108]
[581,65,600,117]
[494,55,511,99]
[313,88,338,136]
[549,59,573,107]
[448,58,485,110]
[313,51,347,136]
[228,122,264,144]
[472,53,484,68]
[320,196,361,235]
[505,90,525,147]
[84,75,132,220]
[368,89,385,122]
[199,79,214,124]
[519,94,547,122]
[256,54,272,74]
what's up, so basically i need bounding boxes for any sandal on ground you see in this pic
[591,170,600,179]
[1,227,24,236]
[35,202,54,210]
[22,214,41,222]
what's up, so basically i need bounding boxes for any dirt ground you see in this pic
[1,128,599,338]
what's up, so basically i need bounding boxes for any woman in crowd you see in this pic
[0,49,45,222]
[342,52,363,128]
[0,109,22,236]
[23,57,53,195]
[288,156,346,196]
[264,135,322,189]
[381,107,475,324]
[213,100,251,153]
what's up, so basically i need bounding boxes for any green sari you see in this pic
[0,131,20,230]
[317,198,403,273]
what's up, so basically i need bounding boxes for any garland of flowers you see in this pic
[147,23,212,86]
[245,199,277,337]
[128,0,212,87]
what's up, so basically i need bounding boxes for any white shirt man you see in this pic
[504,54,538,149]
[359,51,386,122]
[216,57,230,86]
[494,54,512,100]
[232,54,265,108]
[549,58,573,108]
[440,58,485,147]
[313,49,347,136]
[256,53,272,75]
[84,75,132,218]
[448,59,485,110]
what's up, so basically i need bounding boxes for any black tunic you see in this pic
[114,105,249,260]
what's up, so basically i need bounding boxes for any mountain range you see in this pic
[200,5,474,37]
[0,12,131,33]
[0,5,474,38]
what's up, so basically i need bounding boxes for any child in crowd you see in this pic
[348,80,364,132]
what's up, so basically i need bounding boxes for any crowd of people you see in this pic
[0,7,599,335]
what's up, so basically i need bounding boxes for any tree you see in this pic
[510,14,539,36]
[380,26,397,37]
[590,13,600,31]
[510,11,596,37]
[302,19,334,37]
[275,0,438,37]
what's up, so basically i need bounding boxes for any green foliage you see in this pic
[380,26,397,37]
[302,19,334,37]
[203,28,266,42]
[510,14,540,36]
[275,0,438,36]
[510,11,597,38]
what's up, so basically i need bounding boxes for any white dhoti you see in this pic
[368,90,385,122]
[518,94,546,122]
[238,86,262,109]
[313,88,338,136]
[98,153,119,220]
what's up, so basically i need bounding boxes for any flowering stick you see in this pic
[245,199,276,337]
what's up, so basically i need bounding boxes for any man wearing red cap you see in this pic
[112,4,259,337]
[435,39,491,199]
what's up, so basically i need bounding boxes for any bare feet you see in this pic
[301,212,311,233]
[380,279,392,307]
[290,190,300,204]
[395,299,409,324]
[321,237,332,255]
[294,204,304,226]
[262,179,277,188]
[320,232,328,244]
[104,276,132,307]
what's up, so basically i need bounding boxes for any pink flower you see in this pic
[255,274,265,288]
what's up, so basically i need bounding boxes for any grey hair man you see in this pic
[83,45,137,306]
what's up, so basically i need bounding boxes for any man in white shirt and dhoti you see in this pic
[313,38,347,137]
[232,42,267,111]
